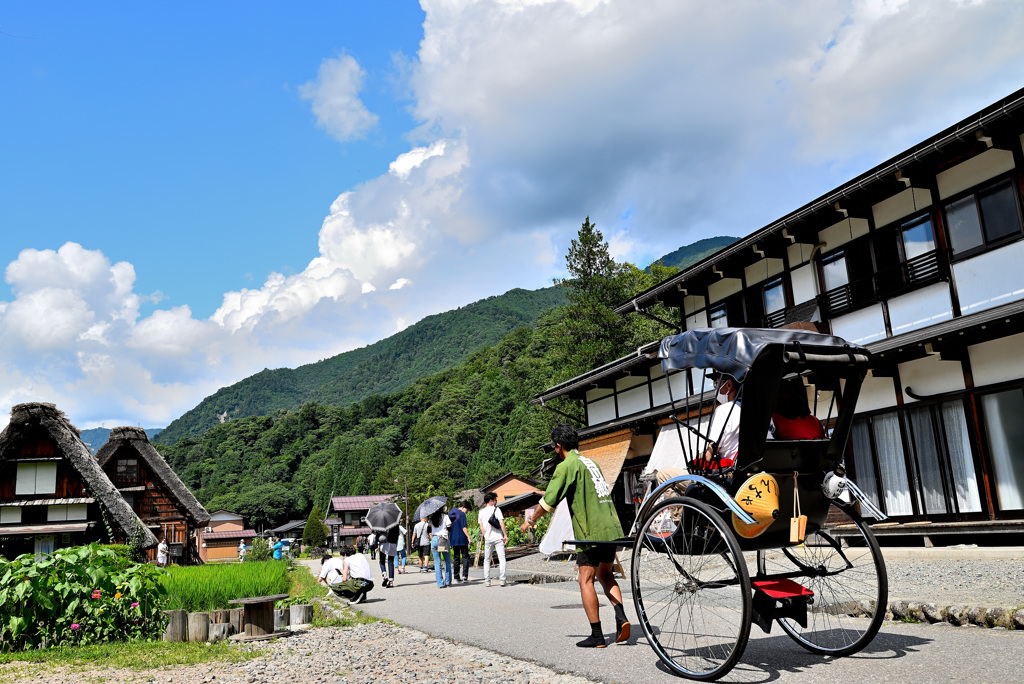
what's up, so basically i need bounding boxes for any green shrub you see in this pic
[247,538,272,563]
[126,522,148,564]
[161,561,290,612]
[0,544,167,651]
[302,506,328,548]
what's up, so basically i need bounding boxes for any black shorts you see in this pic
[419,544,430,557]
[576,545,616,567]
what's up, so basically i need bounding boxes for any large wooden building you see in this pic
[536,88,1024,544]
[96,426,210,564]
[0,403,157,558]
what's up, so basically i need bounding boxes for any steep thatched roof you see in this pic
[95,426,211,526]
[0,403,158,548]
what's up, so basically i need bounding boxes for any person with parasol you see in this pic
[366,501,403,589]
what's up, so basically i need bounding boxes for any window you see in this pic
[115,458,139,486]
[47,504,88,522]
[905,401,982,515]
[763,278,786,314]
[709,303,728,328]
[821,252,849,291]
[980,388,1024,511]
[944,178,1023,257]
[0,507,21,524]
[15,463,57,496]
[900,215,936,261]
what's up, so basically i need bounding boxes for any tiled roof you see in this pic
[329,494,395,511]
[0,523,89,535]
[269,519,306,534]
[203,529,257,540]
[334,527,372,537]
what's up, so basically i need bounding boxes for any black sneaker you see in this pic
[576,634,606,648]
[353,592,367,604]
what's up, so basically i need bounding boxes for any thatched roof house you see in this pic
[0,403,157,555]
[96,427,210,525]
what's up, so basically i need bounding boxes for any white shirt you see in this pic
[344,553,373,581]
[319,556,346,585]
[413,520,430,545]
[707,400,742,462]
[157,541,169,563]
[368,532,376,545]
[479,505,504,543]
[430,515,451,538]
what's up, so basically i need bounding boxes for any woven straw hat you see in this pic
[731,472,780,538]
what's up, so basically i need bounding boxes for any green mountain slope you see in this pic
[650,235,739,271]
[155,286,565,445]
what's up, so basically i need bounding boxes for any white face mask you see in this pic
[716,388,730,405]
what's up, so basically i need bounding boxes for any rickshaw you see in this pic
[599,328,888,680]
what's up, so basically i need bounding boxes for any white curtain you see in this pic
[981,391,1024,511]
[908,407,948,515]
[872,413,913,515]
[539,500,576,555]
[850,421,881,509]
[941,401,982,513]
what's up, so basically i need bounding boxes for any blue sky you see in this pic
[1,1,1023,430]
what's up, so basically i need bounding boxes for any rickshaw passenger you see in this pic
[654,373,743,484]
[770,378,826,440]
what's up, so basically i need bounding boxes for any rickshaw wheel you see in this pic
[756,504,887,656]
[631,497,751,681]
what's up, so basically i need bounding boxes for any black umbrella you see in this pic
[366,501,402,533]
[413,495,447,522]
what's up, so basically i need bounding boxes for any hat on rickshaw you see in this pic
[731,472,780,538]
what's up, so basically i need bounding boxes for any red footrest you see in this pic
[752,579,813,599]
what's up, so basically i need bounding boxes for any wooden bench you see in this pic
[228,594,291,641]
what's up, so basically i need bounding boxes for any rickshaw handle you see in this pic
[631,474,756,537]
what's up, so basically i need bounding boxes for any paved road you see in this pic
[312,562,1022,683]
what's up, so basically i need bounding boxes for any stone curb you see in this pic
[887,600,1024,629]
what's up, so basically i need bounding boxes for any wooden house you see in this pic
[535,87,1024,544]
[197,510,256,562]
[95,426,210,565]
[325,494,393,546]
[0,403,157,558]
[480,472,543,503]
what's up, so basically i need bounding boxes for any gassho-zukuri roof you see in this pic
[329,494,395,511]
[96,426,211,526]
[0,403,158,548]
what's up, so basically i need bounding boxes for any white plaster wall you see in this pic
[819,217,869,251]
[953,240,1024,315]
[872,187,933,229]
[791,263,818,304]
[618,385,651,416]
[586,387,613,402]
[855,373,899,413]
[897,355,966,403]
[683,295,706,316]
[686,309,708,330]
[968,332,1024,387]
[936,148,1015,200]
[830,303,887,345]
[616,374,647,392]
[788,243,815,267]
[588,397,616,425]
[651,371,689,406]
[744,258,784,286]
[887,283,953,336]
[708,277,742,303]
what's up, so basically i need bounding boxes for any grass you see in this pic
[285,560,378,628]
[0,640,263,681]
[161,560,291,612]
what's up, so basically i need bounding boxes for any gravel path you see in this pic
[506,547,1024,607]
[2,615,597,684]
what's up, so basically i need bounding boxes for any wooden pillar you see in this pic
[211,609,231,625]
[230,608,243,635]
[289,604,312,626]
[162,610,187,642]
[273,609,289,631]
[245,603,274,637]
[187,612,209,642]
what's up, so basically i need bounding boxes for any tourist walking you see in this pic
[272,537,284,560]
[396,524,408,574]
[378,524,399,588]
[429,508,452,588]
[521,423,630,648]
[356,535,366,554]
[367,531,377,560]
[156,536,169,567]
[237,539,246,563]
[413,517,431,572]
[479,493,507,587]
[319,549,374,604]
[449,500,471,582]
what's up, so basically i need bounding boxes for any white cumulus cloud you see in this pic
[299,53,380,142]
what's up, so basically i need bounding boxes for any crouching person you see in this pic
[319,547,374,605]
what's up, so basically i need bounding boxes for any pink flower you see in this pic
[131,602,139,608]
[70,624,79,630]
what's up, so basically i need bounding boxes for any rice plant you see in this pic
[161,561,291,612]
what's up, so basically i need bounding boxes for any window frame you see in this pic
[708,302,728,329]
[942,173,1024,263]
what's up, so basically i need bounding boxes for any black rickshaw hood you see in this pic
[657,328,870,381]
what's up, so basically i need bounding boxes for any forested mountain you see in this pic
[155,220,691,530]
[651,235,738,271]
[155,287,566,446]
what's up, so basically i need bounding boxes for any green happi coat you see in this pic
[540,449,624,550]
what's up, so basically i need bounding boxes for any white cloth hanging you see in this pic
[539,499,575,555]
